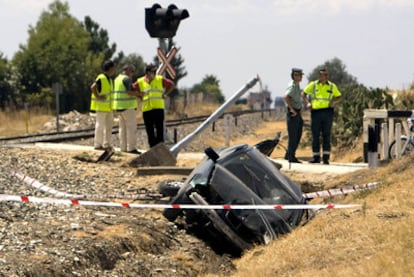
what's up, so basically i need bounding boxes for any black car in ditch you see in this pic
[162,140,307,255]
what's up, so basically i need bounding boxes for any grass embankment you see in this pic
[223,101,414,276]
[229,154,414,277]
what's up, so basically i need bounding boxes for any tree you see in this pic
[82,16,116,61]
[12,1,96,112]
[306,57,358,87]
[191,75,224,103]
[81,15,126,67]
[0,52,15,109]
[334,83,392,146]
[118,53,146,81]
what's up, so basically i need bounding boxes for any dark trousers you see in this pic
[286,109,303,159]
[143,109,165,148]
[311,108,333,161]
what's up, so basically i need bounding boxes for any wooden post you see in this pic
[224,114,233,147]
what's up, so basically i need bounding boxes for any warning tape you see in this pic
[9,168,163,200]
[10,169,378,202]
[0,194,360,210]
[303,182,380,199]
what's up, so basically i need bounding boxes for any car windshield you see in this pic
[218,148,302,204]
[209,163,300,227]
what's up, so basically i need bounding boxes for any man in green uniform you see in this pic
[284,68,304,163]
[302,68,342,164]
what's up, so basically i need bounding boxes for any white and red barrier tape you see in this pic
[4,168,367,210]
[302,182,379,199]
[0,194,360,210]
[9,168,162,200]
[10,169,379,201]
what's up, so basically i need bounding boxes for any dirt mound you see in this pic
[41,110,96,132]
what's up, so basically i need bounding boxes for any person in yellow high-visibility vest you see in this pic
[90,60,116,150]
[302,68,342,164]
[112,64,143,154]
[133,64,175,148]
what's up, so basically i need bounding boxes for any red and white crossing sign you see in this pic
[157,46,177,79]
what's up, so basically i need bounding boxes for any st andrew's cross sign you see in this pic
[156,46,177,79]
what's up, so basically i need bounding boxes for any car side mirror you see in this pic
[204,147,219,162]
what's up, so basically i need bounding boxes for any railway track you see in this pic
[0,109,276,145]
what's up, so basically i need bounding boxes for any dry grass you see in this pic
[0,102,225,137]
[228,154,414,277]
[168,101,248,119]
[390,88,414,109]
[0,108,53,137]
[73,224,130,239]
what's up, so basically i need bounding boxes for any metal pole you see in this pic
[53,83,62,132]
[158,38,171,143]
[170,76,259,156]
[24,102,29,134]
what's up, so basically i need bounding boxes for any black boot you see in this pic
[309,156,320,163]
[323,154,330,165]
[290,157,302,163]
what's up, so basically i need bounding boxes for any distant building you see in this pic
[274,96,285,115]
[247,91,272,110]
[274,96,285,108]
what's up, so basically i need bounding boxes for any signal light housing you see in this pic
[145,4,189,38]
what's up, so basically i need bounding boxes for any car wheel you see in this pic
[162,189,189,222]
[158,180,183,197]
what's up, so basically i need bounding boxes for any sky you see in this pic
[1,0,414,100]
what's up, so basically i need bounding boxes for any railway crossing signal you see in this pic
[145,3,189,38]
[157,46,177,79]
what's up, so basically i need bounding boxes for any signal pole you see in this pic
[144,3,189,144]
